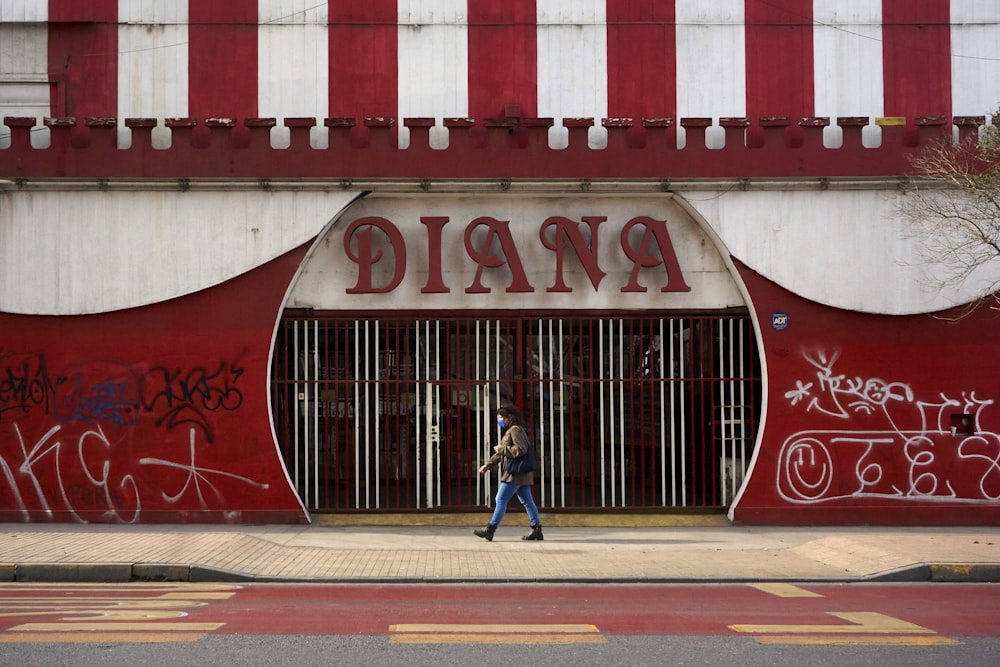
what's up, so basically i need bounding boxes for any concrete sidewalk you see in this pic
[2,516,1000,584]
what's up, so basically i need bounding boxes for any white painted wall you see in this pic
[951,1,1000,117]
[675,0,745,149]
[396,0,468,149]
[258,0,329,147]
[681,187,1000,315]
[536,0,608,149]
[0,189,360,315]
[117,0,189,148]
[0,0,46,22]
[3,186,997,316]
[813,0,884,148]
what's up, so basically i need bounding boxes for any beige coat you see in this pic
[484,424,535,485]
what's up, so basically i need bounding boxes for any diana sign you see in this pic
[288,195,744,311]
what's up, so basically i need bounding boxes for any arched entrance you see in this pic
[270,194,761,513]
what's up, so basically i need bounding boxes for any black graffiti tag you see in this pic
[0,353,62,419]
[141,362,244,442]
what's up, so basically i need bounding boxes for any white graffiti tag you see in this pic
[3,422,140,523]
[140,428,269,506]
[779,351,1000,504]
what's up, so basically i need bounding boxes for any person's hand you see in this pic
[493,444,504,454]
[478,464,490,474]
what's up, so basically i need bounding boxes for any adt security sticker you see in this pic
[771,312,789,330]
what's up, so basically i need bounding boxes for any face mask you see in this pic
[497,417,506,428]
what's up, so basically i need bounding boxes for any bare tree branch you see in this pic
[900,113,1000,315]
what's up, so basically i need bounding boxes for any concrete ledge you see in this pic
[867,564,931,582]
[929,563,1000,582]
[15,563,133,583]
[189,565,253,583]
[132,563,191,582]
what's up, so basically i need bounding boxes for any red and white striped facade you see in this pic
[1,1,998,141]
[2,1,1000,526]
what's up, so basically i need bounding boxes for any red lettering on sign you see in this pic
[620,216,692,293]
[540,216,607,292]
[340,213,693,297]
[420,216,450,293]
[463,217,535,294]
[343,216,407,294]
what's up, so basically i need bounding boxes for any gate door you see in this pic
[271,313,760,511]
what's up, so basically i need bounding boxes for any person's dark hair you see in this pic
[497,404,527,428]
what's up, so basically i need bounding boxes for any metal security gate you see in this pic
[270,312,760,511]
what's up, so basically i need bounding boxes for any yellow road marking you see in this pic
[158,592,236,600]
[390,623,606,645]
[730,611,934,635]
[0,584,232,642]
[7,622,224,632]
[748,583,823,598]
[391,633,607,645]
[0,632,209,643]
[0,597,214,605]
[754,634,961,646]
[391,623,599,634]
[0,584,237,592]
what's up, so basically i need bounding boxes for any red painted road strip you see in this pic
[2,584,999,638]
[165,584,1000,637]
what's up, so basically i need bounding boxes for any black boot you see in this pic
[522,525,543,541]
[474,524,497,542]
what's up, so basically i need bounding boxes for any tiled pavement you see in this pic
[1,516,999,583]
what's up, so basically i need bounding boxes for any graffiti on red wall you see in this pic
[777,350,1000,504]
[0,351,267,522]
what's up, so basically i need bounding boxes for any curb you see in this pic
[3,562,1000,584]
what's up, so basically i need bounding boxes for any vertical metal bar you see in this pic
[422,320,431,508]
[679,319,688,507]
[374,320,381,509]
[557,318,565,508]
[415,320,423,508]
[543,319,550,506]
[615,320,626,506]
[312,320,319,509]
[491,319,501,504]
[435,320,442,508]
[474,319,481,503]
[719,318,729,505]
[304,320,312,507]
[659,318,666,506]
[598,320,606,507]
[354,320,364,509]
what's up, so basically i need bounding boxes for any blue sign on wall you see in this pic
[771,312,789,330]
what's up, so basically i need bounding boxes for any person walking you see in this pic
[474,404,543,542]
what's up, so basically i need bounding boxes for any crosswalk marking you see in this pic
[753,635,961,646]
[6,622,225,632]
[390,623,606,645]
[391,623,599,633]
[731,611,934,635]
[0,631,211,644]
[730,610,962,647]
[748,583,823,598]
[0,584,236,643]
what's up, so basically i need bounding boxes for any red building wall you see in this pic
[733,260,1000,524]
[0,247,310,523]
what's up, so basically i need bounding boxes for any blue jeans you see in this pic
[489,481,540,527]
